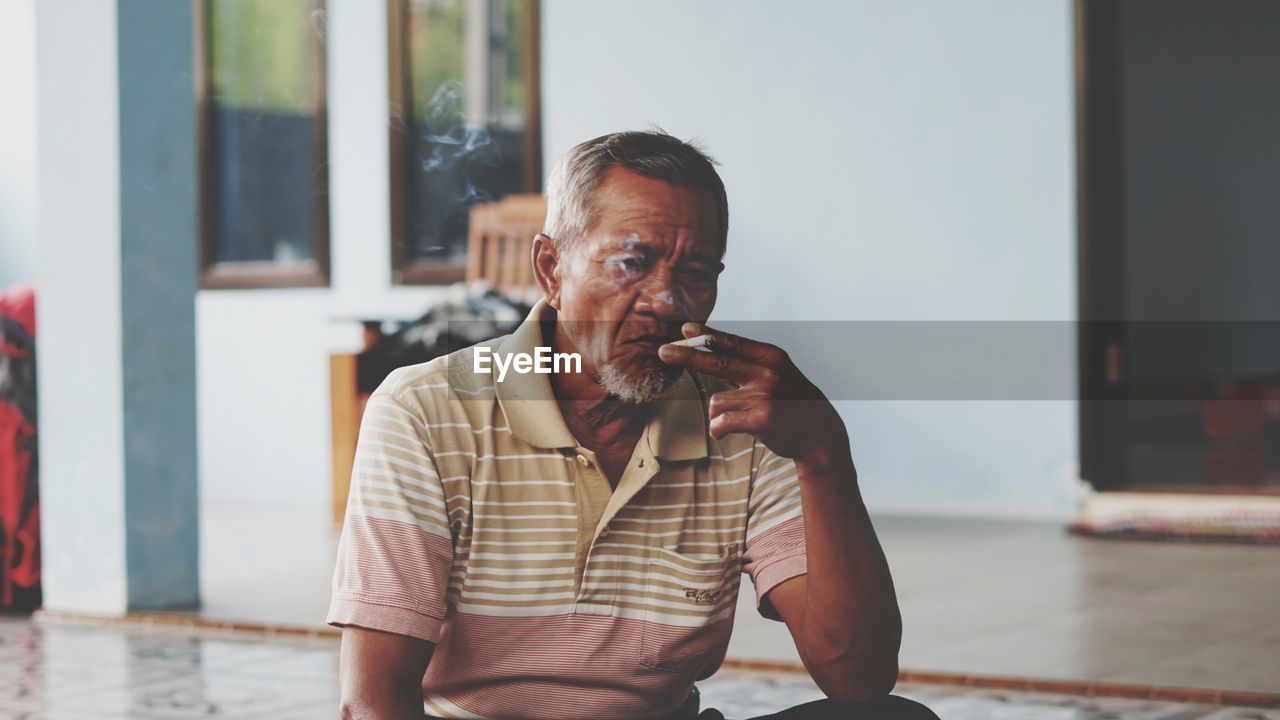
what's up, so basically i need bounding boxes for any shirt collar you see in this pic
[494,299,710,461]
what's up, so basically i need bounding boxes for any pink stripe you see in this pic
[422,612,733,719]
[331,515,453,621]
[743,514,805,571]
[327,595,448,643]
[751,553,808,616]
[742,515,808,618]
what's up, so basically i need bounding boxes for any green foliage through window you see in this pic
[208,0,324,114]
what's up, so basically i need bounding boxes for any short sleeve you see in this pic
[741,443,807,621]
[327,392,455,643]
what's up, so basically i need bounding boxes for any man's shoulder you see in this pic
[373,336,507,408]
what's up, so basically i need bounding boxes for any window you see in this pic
[198,0,330,289]
[388,0,541,284]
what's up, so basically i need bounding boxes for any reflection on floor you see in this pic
[879,516,1280,695]
[201,505,1280,694]
[698,671,1280,720]
[3,617,1276,720]
[0,617,335,720]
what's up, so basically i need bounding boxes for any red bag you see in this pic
[0,284,39,610]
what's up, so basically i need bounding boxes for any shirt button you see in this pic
[600,526,610,538]
[576,454,590,467]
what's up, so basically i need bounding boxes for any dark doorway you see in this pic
[1078,0,1280,493]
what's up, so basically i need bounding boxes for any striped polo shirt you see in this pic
[328,300,808,720]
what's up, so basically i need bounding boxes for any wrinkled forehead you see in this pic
[585,168,721,258]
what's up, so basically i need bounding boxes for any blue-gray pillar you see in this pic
[117,0,200,611]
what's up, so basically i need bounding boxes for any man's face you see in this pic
[551,166,723,403]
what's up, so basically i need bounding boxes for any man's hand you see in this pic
[662,322,902,703]
[658,322,846,459]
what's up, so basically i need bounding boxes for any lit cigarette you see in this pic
[668,334,714,352]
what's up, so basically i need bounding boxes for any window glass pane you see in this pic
[207,0,326,266]
[405,0,532,265]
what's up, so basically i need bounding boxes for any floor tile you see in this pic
[6,616,1273,719]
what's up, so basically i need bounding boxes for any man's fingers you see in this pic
[682,323,785,365]
[709,409,761,440]
[658,342,758,384]
[708,389,756,419]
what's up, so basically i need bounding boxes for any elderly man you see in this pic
[331,131,937,720]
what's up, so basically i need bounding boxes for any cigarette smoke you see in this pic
[420,81,502,176]
[410,80,504,254]
[310,8,326,42]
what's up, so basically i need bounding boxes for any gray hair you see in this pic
[543,130,729,258]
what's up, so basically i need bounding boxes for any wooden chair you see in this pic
[330,195,546,526]
[464,193,546,297]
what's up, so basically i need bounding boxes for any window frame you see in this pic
[195,0,332,290]
[387,0,542,285]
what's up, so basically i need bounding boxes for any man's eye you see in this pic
[605,255,649,275]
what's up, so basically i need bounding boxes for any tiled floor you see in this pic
[201,506,1280,695]
[880,516,1280,694]
[0,617,335,720]
[3,617,1277,720]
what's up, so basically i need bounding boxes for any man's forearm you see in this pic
[338,627,435,720]
[339,679,428,720]
[793,434,902,696]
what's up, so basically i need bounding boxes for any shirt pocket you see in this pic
[639,543,740,674]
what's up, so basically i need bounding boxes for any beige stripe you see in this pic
[750,496,803,529]
[352,499,449,529]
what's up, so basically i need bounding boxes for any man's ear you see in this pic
[531,233,562,309]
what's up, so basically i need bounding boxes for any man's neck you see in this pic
[545,317,653,453]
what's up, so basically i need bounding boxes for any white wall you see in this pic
[35,0,128,614]
[0,0,39,288]
[543,0,1081,518]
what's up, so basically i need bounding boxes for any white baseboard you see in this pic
[1079,491,1280,527]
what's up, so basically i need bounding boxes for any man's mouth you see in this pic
[626,333,680,350]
